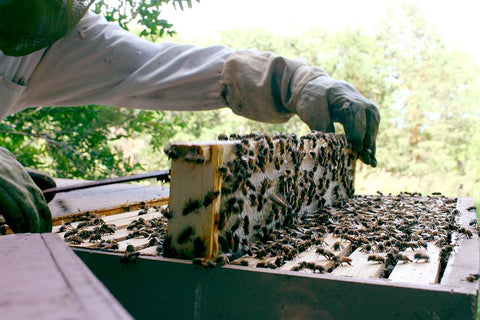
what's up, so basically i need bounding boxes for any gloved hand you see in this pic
[220,50,380,166]
[0,147,52,233]
[293,76,380,167]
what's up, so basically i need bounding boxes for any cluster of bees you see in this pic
[58,206,169,254]
[241,192,468,277]
[52,131,474,281]
[164,132,356,259]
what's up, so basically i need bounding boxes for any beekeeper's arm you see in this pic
[9,11,379,166]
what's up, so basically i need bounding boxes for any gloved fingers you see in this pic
[358,105,380,167]
[27,169,57,203]
[0,177,39,233]
[0,177,52,233]
[0,148,52,233]
[332,99,380,167]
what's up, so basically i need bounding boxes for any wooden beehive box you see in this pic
[49,132,479,319]
[67,196,478,320]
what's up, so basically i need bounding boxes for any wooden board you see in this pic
[49,178,169,218]
[388,242,441,285]
[75,248,478,320]
[0,233,132,320]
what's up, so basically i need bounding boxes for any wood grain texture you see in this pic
[0,233,132,320]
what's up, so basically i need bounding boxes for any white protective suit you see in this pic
[1,12,324,122]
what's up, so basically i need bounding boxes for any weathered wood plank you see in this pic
[388,242,441,285]
[0,233,132,320]
[441,197,480,294]
[279,235,350,272]
[49,178,169,218]
[75,248,478,320]
[331,248,385,279]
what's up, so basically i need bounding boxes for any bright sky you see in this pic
[162,0,480,66]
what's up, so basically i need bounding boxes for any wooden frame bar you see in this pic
[75,246,477,320]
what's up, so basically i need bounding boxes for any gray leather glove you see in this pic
[293,76,380,166]
[220,50,380,166]
[0,147,52,233]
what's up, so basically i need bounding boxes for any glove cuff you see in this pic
[219,49,326,123]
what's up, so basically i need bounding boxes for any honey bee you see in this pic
[316,247,335,260]
[215,254,230,266]
[203,190,220,207]
[395,254,412,263]
[193,258,216,269]
[243,216,250,235]
[332,241,343,251]
[65,235,83,245]
[466,274,480,282]
[183,199,202,216]
[367,255,385,263]
[218,133,229,140]
[333,255,352,266]
[413,252,430,263]
[120,250,140,264]
[177,227,194,244]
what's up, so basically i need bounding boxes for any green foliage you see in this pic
[93,0,199,38]
[0,106,188,179]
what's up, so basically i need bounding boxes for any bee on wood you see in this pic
[77,230,91,239]
[184,153,206,164]
[236,260,249,266]
[333,255,352,266]
[120,250,140,264]
[177,227,194,244]
[92,218,105,225]
[316,247,335,260]
[413,252,430,263]
[164,146,180,160]
[89,233,102,242]
[183,199,202,216]
[77,221,90,229]
[230,218,242,232]
[367,255,385,263]
[332,241,343,251]
[215,254,230,266]
[203,190,220,207]
[100,240,119,250]
[161,209,173,220]
[218,133,229,140]
[243,216,250,235]
[217,211,227,231]
[395,254,412,263]
[459,228,473,238]
[100,223,116,234]
[245,179,256,192]
[147,237,159,247]
[466,274,480,282]
[218,235,230,252]
[260,178,272,194]
[249,194,259,207]
[63,229,78,238]
[65,235,83,245]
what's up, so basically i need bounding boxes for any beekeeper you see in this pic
[0,0,379,233]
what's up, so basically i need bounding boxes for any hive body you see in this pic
[165,132,356,259]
